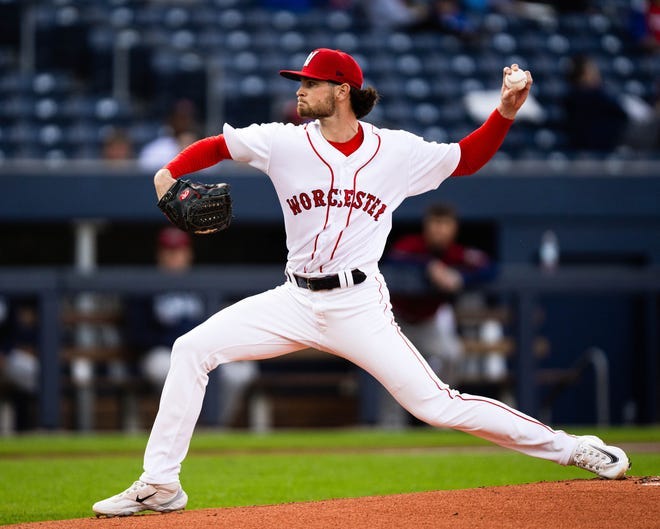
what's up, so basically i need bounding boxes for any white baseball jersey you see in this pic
[140,119,579,486]
[223,120,460,275]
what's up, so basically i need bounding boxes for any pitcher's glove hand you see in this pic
[157,179,232,234]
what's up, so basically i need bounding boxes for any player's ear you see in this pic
[334,82,351,100]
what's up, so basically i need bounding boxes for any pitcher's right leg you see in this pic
[94,283,317,517]
[141,284,316,484]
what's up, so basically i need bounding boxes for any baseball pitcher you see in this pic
[93,49,630,517]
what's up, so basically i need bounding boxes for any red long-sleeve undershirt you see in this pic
[452,109,513,176]
[165,135,232,178]
[164,109,513,179]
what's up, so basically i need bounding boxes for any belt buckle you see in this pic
[306,277,313,290]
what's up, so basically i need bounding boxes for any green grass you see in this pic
[1,425,658,456]
[0,427,659,525]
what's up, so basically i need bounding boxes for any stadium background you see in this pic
[0,0,658,433]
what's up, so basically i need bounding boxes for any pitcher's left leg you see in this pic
[325,275,576,465]
[342,312,629,477]
[343,325,576,463]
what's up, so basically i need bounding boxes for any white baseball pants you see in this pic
[140,272,577,484]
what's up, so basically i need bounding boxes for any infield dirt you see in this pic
[5,476,659,529]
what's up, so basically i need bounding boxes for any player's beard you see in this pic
[297,94,336,119]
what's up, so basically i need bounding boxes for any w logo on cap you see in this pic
[303,50,319,67]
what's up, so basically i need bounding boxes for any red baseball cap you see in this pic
[280,48,363,90]
[158,227,191,250]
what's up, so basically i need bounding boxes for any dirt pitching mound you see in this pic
[11,477,660,529]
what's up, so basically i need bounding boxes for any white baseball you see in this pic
[505,68,527,91]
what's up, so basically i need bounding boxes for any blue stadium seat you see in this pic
[0,94,34,120]
[405,78,431,100]
[109,5,136,29]
[431,78,462,100]
[436,103,466,126]
[376,77,406,100]
[421,126,449,143]
[303,29,334,51]
[333,32,360,53]
[381,100,414,125]
[0,3,655,160]
[33,98,61,122]
[397,54,424,77]
[270,10,300,31]
[277,30,305,52]
[38,123,65,149]
[387,33,413,54]
[327,10,354,32]
[8,121,39,146]
[60,96,96,121]
[65,121,100,148]
[218,9,245,31]
[413,103,440,126]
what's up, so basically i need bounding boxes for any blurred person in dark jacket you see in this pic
[562,55,628,153]
[387,203,496,386]
[360,203,495,427]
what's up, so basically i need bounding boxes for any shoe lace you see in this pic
[573,443,609,471]
[118,481,150,498]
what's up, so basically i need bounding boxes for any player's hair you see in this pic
[566,54,591,85]
[349,86,380,119]
[425,203,457,220]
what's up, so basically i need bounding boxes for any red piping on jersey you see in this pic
[328,129,382,263]
[305,125,335,273]
[373,275,557,435]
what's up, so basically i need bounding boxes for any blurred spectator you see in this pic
[0,297,40,432]
[124,227,256,426]
[411,0,479,40]
[360,0,428,30]
[387,203,496,385]
[101,128,134,163]
[277,99,309,125]
[647,0,660,46]
[562,55,628,153]
[630,0,660,52]
[655,80,660,149]
[138,100,201,172]
[360,204,496,427]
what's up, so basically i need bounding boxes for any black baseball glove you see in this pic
[157,179,232,234]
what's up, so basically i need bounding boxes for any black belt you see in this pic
[290,269,367,291]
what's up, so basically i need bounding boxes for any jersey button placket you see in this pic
[311,292,327,338]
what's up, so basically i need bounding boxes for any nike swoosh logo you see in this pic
[136,492,157,503]
[592,445,619,464]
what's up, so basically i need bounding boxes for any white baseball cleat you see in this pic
[570,435,630,480]
[92,480,188,517]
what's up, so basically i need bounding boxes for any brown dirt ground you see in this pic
[6,476,660,529]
